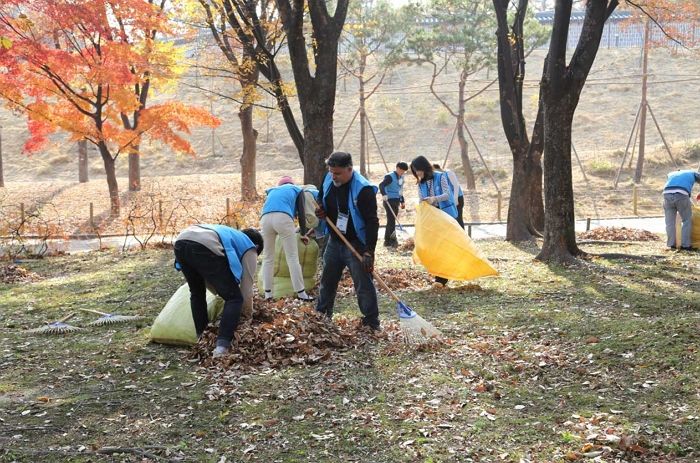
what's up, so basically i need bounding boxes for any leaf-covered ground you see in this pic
[0,240,698,462]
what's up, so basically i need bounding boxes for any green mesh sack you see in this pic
[150,283,224,346]
[257,234,319,298]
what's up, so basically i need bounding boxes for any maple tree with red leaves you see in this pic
[0,0,219,215]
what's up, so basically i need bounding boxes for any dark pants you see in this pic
[316,237,379,327]
[456,195,465,229]
[383,198,401,244]
[174,240,243,347]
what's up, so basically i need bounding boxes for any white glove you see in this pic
[382,195,388,202]
[423,196,436,205]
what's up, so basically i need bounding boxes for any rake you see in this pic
[27,312,84,335]
[383,199,408,242]
[78,308,144,326]
[324,216,442,345]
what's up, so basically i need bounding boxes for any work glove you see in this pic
[382,195,389,202]
[423,196,437,205]
[315,207,327,219]
[400,202,406,210]
[362,252,374,274]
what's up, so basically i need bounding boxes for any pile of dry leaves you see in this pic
[0,264,41,284]
[397,237,415,252]
[578,227,660,241]
[336,267,432,296]
[191,297,404,370]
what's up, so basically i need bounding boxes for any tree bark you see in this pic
[78,139,89,184]
[128,149,140,191]
[302,105,335,186]
[457,74,476,190]
[97,142,120,217]
[538,101,579,262]
[529,105,545,232]
[239,104,258,199]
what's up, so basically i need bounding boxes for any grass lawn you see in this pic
[0,240,698,462]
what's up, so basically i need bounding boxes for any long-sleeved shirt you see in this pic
[318,179,379,254]
[418,173,451,203]
[378,174,405,203]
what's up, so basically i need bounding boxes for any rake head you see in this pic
[396,301,442,345]
[28,321,84,335]
[87,313,144,326]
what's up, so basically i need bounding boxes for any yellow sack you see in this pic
[674,202,700,248]
[150,283,224,346]
[257,234,319,298]
[412,201,498,280]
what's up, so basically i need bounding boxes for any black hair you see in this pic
[432,163,444,172]
[396,161,409,171]
[242,228,264,255]
[409,156,434,182]
[326,151,353,168]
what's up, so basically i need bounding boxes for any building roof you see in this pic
[535,10,632,23]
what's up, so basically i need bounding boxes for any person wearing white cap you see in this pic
[260,176,315,301]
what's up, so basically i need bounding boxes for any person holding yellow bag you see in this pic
[410,155,459,287]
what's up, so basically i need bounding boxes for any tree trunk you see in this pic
[529,106,545,232]
[457,76,476,190]
[303,106,335,186]
[506,148,533,240]
[97,142,120,217]
[359,55,367,177]
[239,104,258,199]
[78,139,89,183]
[633,19,651,183]
[537,102,580,263]
[128,150,140,191]
[457,121,476,190]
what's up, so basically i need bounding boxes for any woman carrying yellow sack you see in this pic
[410,155,459,288]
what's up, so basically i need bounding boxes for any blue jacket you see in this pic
[261,184,302,219]
[664,170,700,195]
[321,171,378,245]
[383,172,404,200]
[419,171,458,218]
[196,225,255,282]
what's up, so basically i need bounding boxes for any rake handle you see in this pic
[324,216,402,304]
[59,312,76,323]
[383,199,405,232]
[77,309,108,316]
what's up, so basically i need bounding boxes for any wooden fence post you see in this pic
[89,202,94,228]
[497,192,502,222]
[632,184,638,215]
[586,217,591,231]
[226,198,231,226]
[19,202,25,232]
[158,200,163,231]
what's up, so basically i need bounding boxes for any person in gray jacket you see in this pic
[662,169,700,251]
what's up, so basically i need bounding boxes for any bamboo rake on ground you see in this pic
[78,309,144,326]
[27,313,83,335]
[324,216,441,344]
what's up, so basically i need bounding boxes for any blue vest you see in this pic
[384,172,404,200]
[261,184,302,219]
[664,170,698,195]
[321,171,378,245]
[198,225,255,282]
[419,172,458,218]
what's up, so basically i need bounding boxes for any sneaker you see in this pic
[264,290,273,301]
[680,246,697,252]
[212,346,230,359]
[296,290,315,302]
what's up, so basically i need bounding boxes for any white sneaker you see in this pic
[264,291,273,301]
[212,346,230,359]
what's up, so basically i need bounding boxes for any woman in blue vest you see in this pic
[260,176,314,301]
[663,169,700,250]
[174,225,263,358]
[433,163,465,229]
[410,155,458,287]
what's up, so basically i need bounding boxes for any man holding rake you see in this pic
[314,151,381,332]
